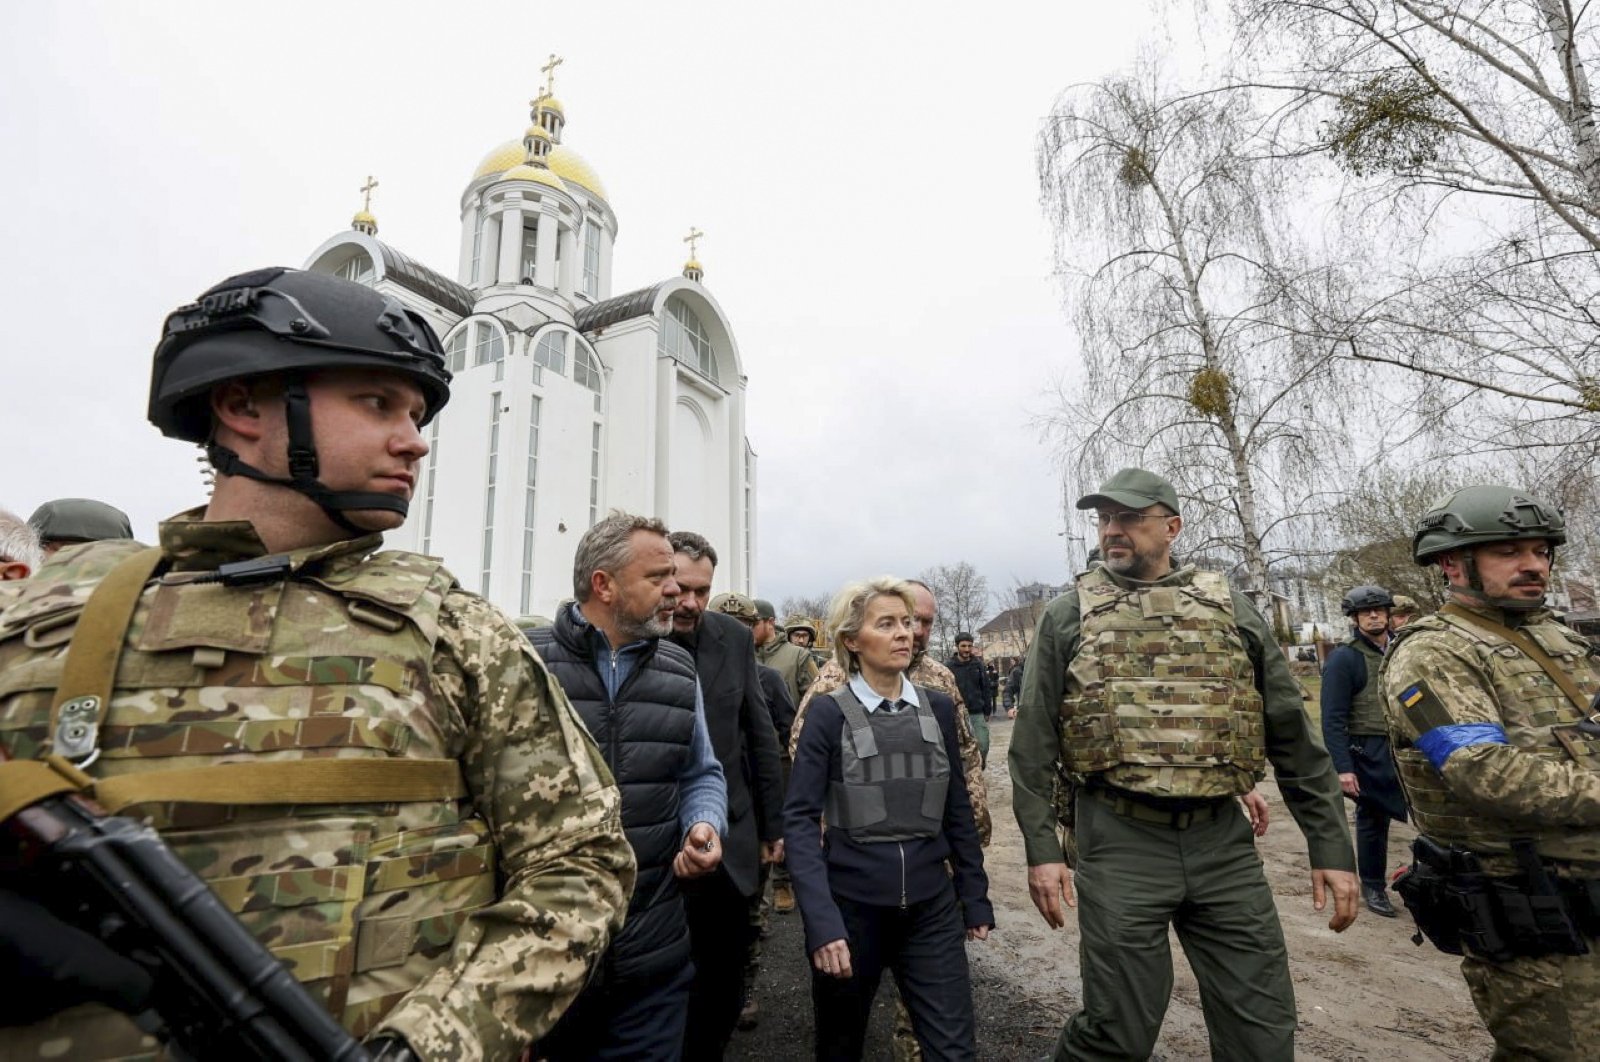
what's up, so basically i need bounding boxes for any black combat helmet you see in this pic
[1340,585,1394,615]
[148,268,452,531]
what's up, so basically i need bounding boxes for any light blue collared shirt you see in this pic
[847,671,922,713]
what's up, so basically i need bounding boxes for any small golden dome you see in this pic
[539,96,565,117]
[499,164,565,190]
[524,124,553,142]
[474,140,608,201]
[352,210,377,226]
[684,258,702,272]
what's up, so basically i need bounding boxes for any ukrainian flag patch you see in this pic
[1395,678,1453,734]
[1401,684,1425,709]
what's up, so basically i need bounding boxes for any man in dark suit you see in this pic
[668,531,786,1060]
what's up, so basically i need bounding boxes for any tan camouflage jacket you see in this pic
[0,514,634,1061]
[793,652,991,846]
[1382,601,1600,871]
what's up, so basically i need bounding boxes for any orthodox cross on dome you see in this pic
[541,53,564,97]
[682,227,705,281]
[352,175,379,235]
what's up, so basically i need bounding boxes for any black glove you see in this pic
[0,887,155,1025]
[366,1033,423,1061]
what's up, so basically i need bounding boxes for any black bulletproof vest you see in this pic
[531,609,700,982]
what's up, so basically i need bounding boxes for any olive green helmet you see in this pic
[1412,486,1566,565]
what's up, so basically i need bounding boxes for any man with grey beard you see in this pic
[528,511,727,1061]
[1010,467,1356,1060]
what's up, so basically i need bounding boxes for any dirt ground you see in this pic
[731,719,1494,1061]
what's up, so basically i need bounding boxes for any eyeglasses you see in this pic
[1089,511,1174,529]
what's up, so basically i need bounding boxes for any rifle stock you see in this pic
[5,792,368,1061]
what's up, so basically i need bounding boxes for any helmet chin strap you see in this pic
[207,374,409,535]
[1451,551,1550,613]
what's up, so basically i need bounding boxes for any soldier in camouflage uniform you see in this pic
[0,268,634,1061]
[1010,467,1357,1061]
[754,599,816,920]
[1382,485,1600,1060]
[793,577,989,1062]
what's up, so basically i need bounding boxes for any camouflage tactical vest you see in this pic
[0,536,496,1050]
[825,683,950,843]
[1385,609,1600,865]
[1059,566,1266,798]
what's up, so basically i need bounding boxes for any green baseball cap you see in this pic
[753,598,777,621]
[1075,468,1180,515]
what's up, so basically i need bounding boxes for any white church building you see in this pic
[300,67,755,617]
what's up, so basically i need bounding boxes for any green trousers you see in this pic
[1057,791,1296,1061]
[1462,946,1600,1060]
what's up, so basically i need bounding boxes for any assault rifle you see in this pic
[2,780,369,1061]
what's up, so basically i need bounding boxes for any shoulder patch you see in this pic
[1396,679,1454,735]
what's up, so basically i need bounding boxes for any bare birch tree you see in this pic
[1039,65,1357,602]
[1225,0,1600,480]
[917,562,990,654]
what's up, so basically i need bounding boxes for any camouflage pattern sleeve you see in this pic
[1385,630,1600,827]
[790,658,849,760]
[374,592,635,1061]
[911,657,992,847]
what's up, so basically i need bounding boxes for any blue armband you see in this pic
[1415,723,1509,772]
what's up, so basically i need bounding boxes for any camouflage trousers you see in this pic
[742,863,773,998]
[1462,946,1600,1060]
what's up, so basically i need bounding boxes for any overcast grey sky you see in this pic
[2,2,1153,610]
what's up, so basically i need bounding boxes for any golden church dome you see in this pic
[525,124,552,142]
[352,209,377,226]
[539,96,565,117]
[499,164,566,190]
[475,140,608,201]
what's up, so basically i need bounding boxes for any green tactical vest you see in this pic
[0,538,497,1050]
[824,683,950,843]
[1385,609,1600,866]
[1346,635,1389,736]
[1059,566,1266,799]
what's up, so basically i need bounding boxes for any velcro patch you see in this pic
[1397,680,1454,736]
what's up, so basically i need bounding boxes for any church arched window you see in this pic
[574,346,602,392]
[659,297,718,383]
[443,327,469,373]
[534,331,566,376]
[473,321,506,367]
[335,253,374,286]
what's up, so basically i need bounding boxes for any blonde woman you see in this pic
[784,577,992,1061]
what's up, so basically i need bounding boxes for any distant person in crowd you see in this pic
[786,577,993,1061]
[528,512,728,1061]
[0,508,42,582]
[947,633,993,766]
[27,497,134,556]
[983,661,1000,718]
[1321,585,1408,918]
[751,599,814,920]
[668,532,786,1061]
[787,615,818,650]
[710,592,797,1033]
[1390,594,1420,631]
[1004,660,1025,719]
[795,577,991,1061]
